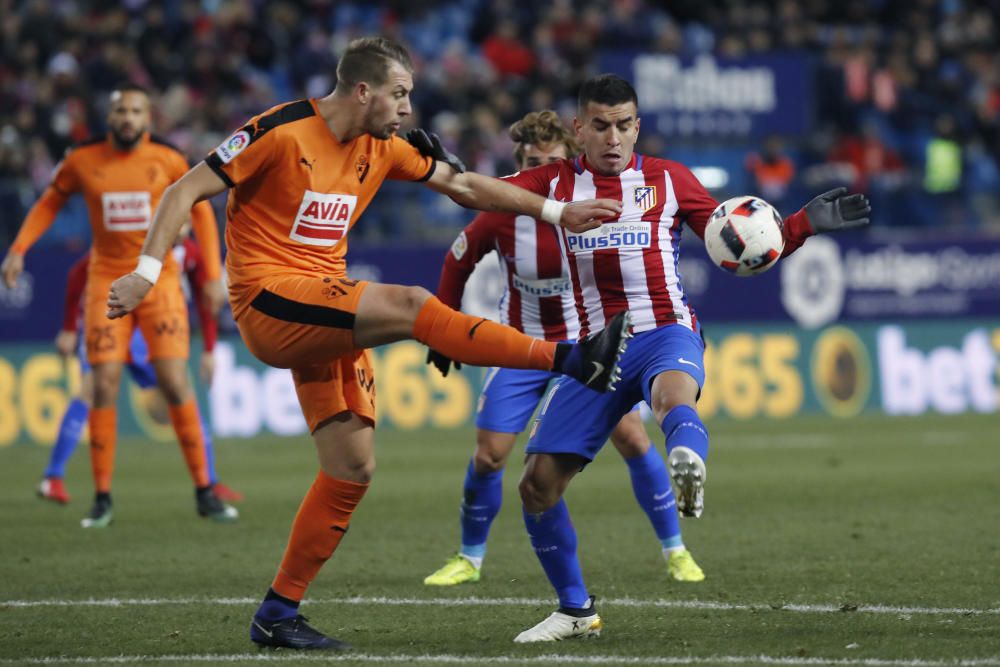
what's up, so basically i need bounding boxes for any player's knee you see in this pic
[518,473,558,511]
[611,431,648,458]
[396,285,432,318]
[472,447,507,474]
[157,377,191,406]
[322,457,375,484]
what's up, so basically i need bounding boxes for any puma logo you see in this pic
[300,157,314,171]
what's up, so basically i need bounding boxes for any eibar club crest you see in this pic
[355,154,370,183]
[633,185,657,211]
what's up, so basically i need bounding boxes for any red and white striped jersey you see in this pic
[502,153,725,336]
[437,211,580,341]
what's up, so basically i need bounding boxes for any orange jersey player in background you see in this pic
[105,37,631,651]
[1,84,237,527]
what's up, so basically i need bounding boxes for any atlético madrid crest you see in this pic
[633,186,656,211]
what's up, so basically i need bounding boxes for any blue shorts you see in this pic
[476,366,644,434]
[475,367,558,433]
[79,327,158,389]
[526,324,705,461]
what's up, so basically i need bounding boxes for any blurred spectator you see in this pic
[745,135,796,213]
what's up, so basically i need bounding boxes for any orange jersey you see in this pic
[11,134,221,279]
[204,99,434,319]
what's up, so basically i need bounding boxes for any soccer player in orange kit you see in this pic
[105,38,630,650]
[1,84,237,527]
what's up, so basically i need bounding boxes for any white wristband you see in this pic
[540,199,567,225]
[134,254,163,285]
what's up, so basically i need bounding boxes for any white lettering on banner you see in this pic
[101,192,151,231]
[877,327,997,416]
[209,343,307,437]
[289,191,358,246]
[565,222,652,253]
[511,274,573,297]
[634,55,776,113]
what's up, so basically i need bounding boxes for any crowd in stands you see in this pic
[1,0,998,247]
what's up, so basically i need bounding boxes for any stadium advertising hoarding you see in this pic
[598,51,813,137]
[1,321,996,446]
[4,236,999,340]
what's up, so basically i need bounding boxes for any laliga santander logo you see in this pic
[780,236,845,328]
[215,130,251,164]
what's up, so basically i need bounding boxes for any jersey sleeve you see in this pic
[385,135,435,182]
[436,212,504,309]
[499,162,560,197]
[61,252,90,332]
[779,209,814,257]
[9,155,78,255]
[203,118,278,188]
[668,162,720,241]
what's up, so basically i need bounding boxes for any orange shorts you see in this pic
[85,265,189,365]
[236,273,375,431]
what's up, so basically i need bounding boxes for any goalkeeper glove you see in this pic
[406,128,466,174]
[803,187,871,233]
[427,348,461,377]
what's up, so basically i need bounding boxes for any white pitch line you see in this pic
[1,653,999,666]
[1,595,998,616]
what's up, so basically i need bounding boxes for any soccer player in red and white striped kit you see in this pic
[423,110,704,588]
[413,74,868,642]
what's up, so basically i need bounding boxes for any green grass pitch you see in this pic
[1,413,998,665]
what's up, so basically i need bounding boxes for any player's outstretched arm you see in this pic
[408,130,621,233]
[107,162,227,319]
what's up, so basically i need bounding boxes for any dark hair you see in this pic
[509,110,580,164]
[110,83,149,98]
[577,74,638,112]
[336,37,414,90]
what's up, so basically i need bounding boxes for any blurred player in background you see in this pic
[465,74,870,642]
[1,84,237,527]
[37,240,242,505]
[423,110,703,588]
[105,37,631,651]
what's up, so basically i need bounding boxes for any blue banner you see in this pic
[598,51,813,138]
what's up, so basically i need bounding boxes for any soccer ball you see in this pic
[704,196,785,276]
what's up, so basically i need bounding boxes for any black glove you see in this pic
[406,128,466,174]
[427,348,461,377]
[803,187,871,232]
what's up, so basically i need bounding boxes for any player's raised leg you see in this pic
[610,411,704,582]
[354,283,631,393]
[651,370,709,518]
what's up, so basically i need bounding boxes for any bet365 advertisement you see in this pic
[1,320,997,447]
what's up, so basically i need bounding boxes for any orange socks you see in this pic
[271,472,369,601]
[412,296,556,371]
[89,406,117,493]
[167,400,211,488]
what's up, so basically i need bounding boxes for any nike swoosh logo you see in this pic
[653,491,670,500]
[252,621,274,638]
[585,361,605,385]
[678,357,700,370]
[468,318,487,339]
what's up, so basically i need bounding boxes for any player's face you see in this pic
[519,142,569,170]
[363,61,413,140]
[574,101,640,176]
[107,90,151,150]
